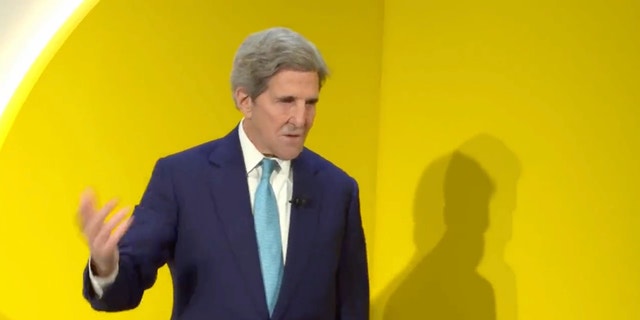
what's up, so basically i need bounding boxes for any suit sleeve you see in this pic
[82,157,178,311]
[336,178,370,319]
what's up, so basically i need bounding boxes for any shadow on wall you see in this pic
[376,133,521,320]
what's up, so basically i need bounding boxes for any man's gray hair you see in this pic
[230,27,329,102]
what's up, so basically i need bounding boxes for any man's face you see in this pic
[237,70,319,160]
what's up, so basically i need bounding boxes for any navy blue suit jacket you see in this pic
[82,127,369,319]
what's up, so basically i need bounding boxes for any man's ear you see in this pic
[234,87,253,118]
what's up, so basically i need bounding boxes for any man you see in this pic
[78,27,369,319]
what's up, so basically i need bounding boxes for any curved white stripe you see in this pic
[0,0,84,130]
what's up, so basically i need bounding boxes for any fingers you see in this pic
[93,206,131,246]
[78,188,97,229]
[104,215,134,252]
[84,198,119,241]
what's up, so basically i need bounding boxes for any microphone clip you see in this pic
[289,197,308,208]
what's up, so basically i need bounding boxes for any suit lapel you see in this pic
[207,128,268,317]
[272,150,322,319]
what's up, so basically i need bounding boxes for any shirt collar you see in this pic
[238,118,291,176]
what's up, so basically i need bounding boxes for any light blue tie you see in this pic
[254,158,284,316]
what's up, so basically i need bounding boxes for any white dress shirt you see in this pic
[89,120,293,298]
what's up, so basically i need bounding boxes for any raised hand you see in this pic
[78,188,133,277]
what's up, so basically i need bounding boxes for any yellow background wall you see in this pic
[0,0,382,319]
[371,0,639,319]
[1,0,639,319]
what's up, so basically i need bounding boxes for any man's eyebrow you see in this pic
[276,95,296,102]
[275,96,319,103]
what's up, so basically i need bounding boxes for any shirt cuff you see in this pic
[87,257,119,298]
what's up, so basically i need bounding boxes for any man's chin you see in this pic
[276,147,304,160]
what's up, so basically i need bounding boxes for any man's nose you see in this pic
[288,101,307,127]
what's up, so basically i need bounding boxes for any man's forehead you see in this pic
[267,84,320,98]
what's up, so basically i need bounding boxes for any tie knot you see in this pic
[261,158,277,180]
